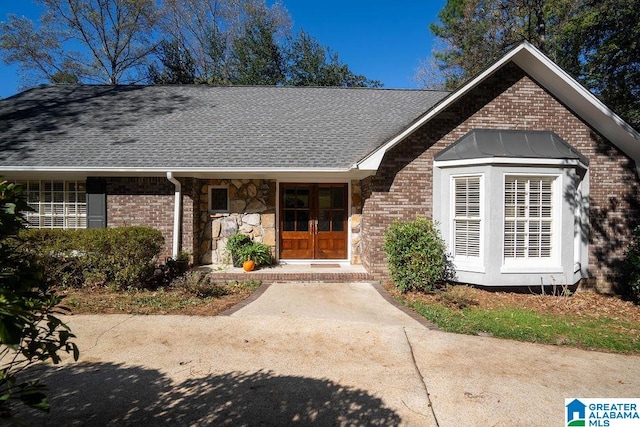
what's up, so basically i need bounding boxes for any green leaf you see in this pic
[72,343,79,361]
[0,319,24,346]
[19,390,49,412]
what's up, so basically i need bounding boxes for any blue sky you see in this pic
[0,0,446,98]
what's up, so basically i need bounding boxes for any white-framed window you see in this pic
[208,185,229,213]
[503,175,559,268]
[16,180,87,229]
[452,175,483,268]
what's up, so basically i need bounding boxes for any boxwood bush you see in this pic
[383,217,452,293]
[19,226,164,289]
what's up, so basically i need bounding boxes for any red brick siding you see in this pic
[105,177,196,263]
[361,63,640,291]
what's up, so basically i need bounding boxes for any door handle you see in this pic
[309,219,319,235]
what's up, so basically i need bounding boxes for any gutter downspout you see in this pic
[166,171,181,259]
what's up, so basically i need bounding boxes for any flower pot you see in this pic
[242,260,255,272]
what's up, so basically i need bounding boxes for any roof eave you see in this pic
[0,166,373,180]
[433,157,588,170]
[357,41,640,176]
[511,43,640,175]
[357,43,528,171]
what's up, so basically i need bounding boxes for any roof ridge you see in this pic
[30,83,450,94]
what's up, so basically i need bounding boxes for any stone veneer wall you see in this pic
[195,179,364,266]
[360,62,640,293]
[350,180,363,264]
[196,179,276,265]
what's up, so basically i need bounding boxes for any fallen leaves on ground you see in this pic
[56,285,255,316]
[387,283,640,324]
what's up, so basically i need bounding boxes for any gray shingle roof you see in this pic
[0,84,448,170]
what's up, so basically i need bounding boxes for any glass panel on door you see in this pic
[283,187,310,231]
[280,183,348,260]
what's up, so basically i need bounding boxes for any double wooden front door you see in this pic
[279,183,348,259]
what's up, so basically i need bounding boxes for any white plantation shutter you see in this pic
[504,176,554,260]
[453,176,481,258]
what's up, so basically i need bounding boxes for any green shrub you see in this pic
[623,225,640,302]
[226,233,251,267]
[18,229,84,288]
[238,241,272,267]
[383,216,452,293]
[20,226,164,289]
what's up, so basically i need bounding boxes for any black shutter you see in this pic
[86,178,106,228]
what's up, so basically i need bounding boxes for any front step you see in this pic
[200,264,370,284]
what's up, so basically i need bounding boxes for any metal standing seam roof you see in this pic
[434,129,590,165]
[0,84,449,170]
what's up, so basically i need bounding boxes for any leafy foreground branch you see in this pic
[0,180,78,419]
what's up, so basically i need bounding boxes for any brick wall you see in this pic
[361,62,640,292]
[106,177,196,263]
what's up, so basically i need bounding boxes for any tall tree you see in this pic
[285,30,324,86]
[159,0,227,82]
[2,0,380,89]
[147,39,196,84]
[0,0,160,86]
[229,2,285,85]
[422,0,640,129]
[156,0,290,84]
[558,0,640,129]
[425,0,577,89]
[286,30,382,87]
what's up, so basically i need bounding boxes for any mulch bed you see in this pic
[386,283,640,323]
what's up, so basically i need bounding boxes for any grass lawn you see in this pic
[387,284,640,354]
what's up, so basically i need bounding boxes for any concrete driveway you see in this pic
[15,282,640,426]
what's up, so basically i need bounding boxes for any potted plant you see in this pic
[238,242,272,271]
[226,233,251,267]
[166,251,190,277]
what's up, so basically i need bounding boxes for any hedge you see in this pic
[19,226,164,289]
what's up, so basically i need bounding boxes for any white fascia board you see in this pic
[0,166,349,173]
[511,44,640,172]
[358,41,640,175]
[357,44,528,172]
[434,157,587,169]
[0,166,373,180]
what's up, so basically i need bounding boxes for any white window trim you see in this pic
[17,180,87,229]
[434,157,587,169]
[450,173,485,273]
[500,173,563,273]
[208,185,229,213]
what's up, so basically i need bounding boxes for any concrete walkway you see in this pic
[14,282,640,426]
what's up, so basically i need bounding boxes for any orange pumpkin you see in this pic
[242,260,255,272]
